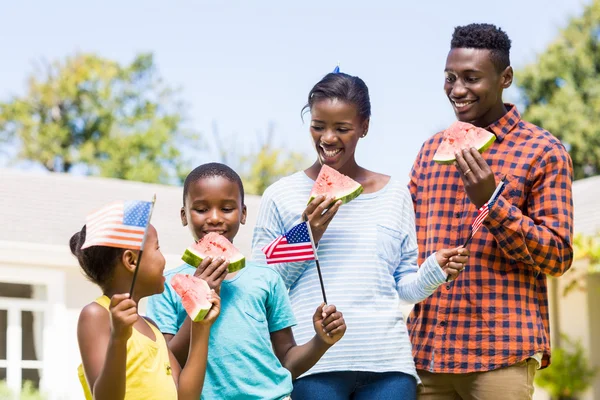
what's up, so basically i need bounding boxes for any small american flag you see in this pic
[471,203,490,234]
[261,221,316,264]
[81,200,153,250]
[469,179,505,237]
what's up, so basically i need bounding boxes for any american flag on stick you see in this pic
[470,202,490,237]
[463,178,505,247]
[261,221,316,264]
[261,220,327,303]
[446,179,505,282]
[82,200,153,250]
[80,196,157,298]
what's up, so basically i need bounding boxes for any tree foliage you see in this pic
[516,0,600,180]
[0,53,198,184]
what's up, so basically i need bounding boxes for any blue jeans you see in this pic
[292,371,417,400]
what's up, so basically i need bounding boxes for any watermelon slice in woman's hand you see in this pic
[181,232,246,272]
[308,164,364,205]
[171,274,212,322]
[433,121,496,164]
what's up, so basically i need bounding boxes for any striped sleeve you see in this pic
[394,187,447,303]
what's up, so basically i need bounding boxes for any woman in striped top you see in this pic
[251,70,469,400]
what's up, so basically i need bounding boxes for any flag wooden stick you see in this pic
[129,194,157,299]
[446,179,505,282]
[303,213,327,304]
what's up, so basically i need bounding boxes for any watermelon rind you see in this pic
[307,184,364,206]
[432,130,496,165]
[191,306,210,322]
[181,247,246,272]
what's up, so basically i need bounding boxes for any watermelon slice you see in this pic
[308,164,364,205]
[181,232,245,272]
[171,274,212,322]
[433,121,496,164]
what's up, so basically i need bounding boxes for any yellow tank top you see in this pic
[77,295,178,400]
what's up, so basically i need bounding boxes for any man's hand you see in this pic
[455,148,496,209]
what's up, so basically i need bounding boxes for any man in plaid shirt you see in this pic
[407,23,574,399]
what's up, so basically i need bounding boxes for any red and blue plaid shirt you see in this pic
[407,104,574,373]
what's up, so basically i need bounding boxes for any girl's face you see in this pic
[135,224,166,296]
[309,98,369,171]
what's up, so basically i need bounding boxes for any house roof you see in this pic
[572,175,600,236]
[0,168,262,259]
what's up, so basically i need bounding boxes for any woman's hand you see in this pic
[435,247,470,281]
[303,195,342,244]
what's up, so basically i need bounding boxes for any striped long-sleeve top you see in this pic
[250,171,448,381]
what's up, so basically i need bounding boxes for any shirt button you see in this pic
[439,321,446,327]
[455,212,460,218]
[446,285,451,290]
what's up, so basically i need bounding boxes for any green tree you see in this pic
[515,0,600,180]
[0,53,198,184]
[241,124,309,195]
[241,144,308,195]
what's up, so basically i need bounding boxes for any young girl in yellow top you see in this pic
[71,201,219,400]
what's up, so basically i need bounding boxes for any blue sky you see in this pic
[0,0,590,182]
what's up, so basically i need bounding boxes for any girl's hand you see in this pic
[303,195,342,244]
[435,247,470,280]
[109,294,138,342]
[313,303,346,346]
[196,289,221,326]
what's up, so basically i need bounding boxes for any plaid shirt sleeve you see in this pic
[484,143,574,277]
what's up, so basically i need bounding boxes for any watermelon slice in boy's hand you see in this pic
[308,164,364,206]
[433,121,496,164]
[181,232,246,272]
[171,274,212,322]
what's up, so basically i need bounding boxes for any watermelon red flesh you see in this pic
[308,164,364,205]
[181,232,245,272]
[171,274,212,322]
[433,121,496,164]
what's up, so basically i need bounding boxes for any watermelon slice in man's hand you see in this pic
[433,121,496,164]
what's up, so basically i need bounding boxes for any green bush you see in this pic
[535,335,598,400]
[0,380,46,400]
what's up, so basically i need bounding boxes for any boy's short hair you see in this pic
[451,23,511,72]
[183,162,245,206]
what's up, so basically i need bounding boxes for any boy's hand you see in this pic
[196,289,221,326]
[303,195,342,244]
[313,303,346,346]
[194,256,229,293]
[109,294,138,342]
[435,247,469,280]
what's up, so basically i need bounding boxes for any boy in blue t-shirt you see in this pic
[147,163,346,400]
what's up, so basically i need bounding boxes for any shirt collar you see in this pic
[486,103,521,143]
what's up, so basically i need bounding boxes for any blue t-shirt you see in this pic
[147,262,297,400]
